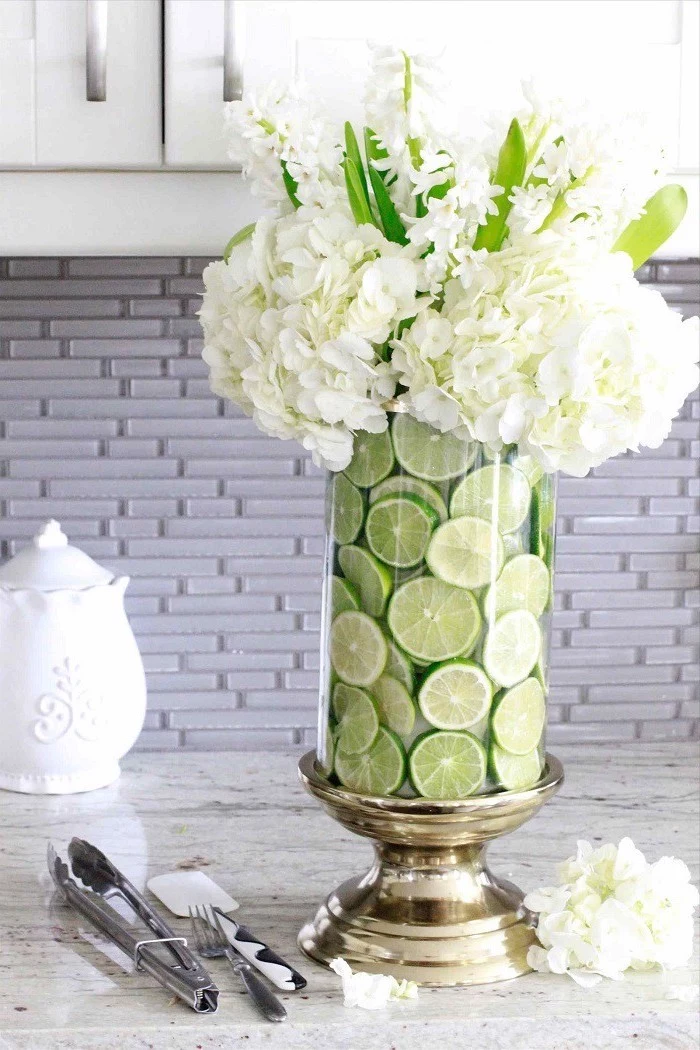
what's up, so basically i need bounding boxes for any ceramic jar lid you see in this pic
[0,520,114,591]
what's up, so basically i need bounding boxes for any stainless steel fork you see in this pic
[188,905,287,1022]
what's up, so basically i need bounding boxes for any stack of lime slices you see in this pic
[320,414,554,801]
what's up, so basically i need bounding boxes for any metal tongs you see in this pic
[48,838,219,1014]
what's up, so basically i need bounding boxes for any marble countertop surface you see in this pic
[0,743,697,1050]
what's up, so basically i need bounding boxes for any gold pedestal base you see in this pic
[298,751,564,986]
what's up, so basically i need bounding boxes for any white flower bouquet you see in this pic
[200,45,698,476]
[200,46,698,803]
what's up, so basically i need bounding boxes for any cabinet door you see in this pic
[165,0,695,176]
[35,0,161,167]
[0,0,35,165]
[164,0,295,167]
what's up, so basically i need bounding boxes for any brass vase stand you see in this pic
[298,751,564,986]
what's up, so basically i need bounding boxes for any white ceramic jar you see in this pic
[0,521,147,794]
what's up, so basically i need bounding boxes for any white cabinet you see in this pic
[35,0,161,166]
[0,0,161,168]
[164,0,294,167]
[0,0,35,165]
[0,0,697,254]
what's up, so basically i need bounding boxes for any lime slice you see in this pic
[371,674,416,736]
[530,479,556,560]
[409,730,487,799]
[483,554,550,621]
[490,744,543,790]
[330,610,388,686]
[336,687,380,754]
[418,660,492,730]
[333,681,367,720]
[491,677,545,755]
[330,473,364,545]
[426,515,505,590]
[529,486,543,558]
[450,463,531,534]
[388,577,481,663]
[331,574,360,616]
[542,533,555,575]
[370,475,448,522]
[384,638,415,693]
[365,494,438,569]
[392,414,474,481]
[483,610,541,688]
[537,481,556,531]
[338,544,393,617]
[335,726,406,795]
[344,429,394,488]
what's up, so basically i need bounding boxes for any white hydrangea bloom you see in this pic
[393,236,699,476]
[200,204,424,470]
[525,838,699,986]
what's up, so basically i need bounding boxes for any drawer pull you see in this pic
[223,0,244,102]
[86,0,108,102]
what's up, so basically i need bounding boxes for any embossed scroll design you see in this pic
[32,659,109,744]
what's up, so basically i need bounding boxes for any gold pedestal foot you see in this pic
[298,751,564,987]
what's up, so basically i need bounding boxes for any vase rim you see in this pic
[299,750,564,815]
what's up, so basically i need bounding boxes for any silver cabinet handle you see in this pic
[223,0,244,102]
[86,0,108,102]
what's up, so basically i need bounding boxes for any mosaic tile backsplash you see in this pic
[0,256,698,750]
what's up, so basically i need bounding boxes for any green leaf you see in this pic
[415,189,428,219]
[345,122,370,205]
[280,160,301,209]
[344,158,375,227]
[473,118,526,253]
[223,222,255,262]
[367,164,407,244]
[612,184,688,270]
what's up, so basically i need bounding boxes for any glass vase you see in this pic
[316,409,556,800]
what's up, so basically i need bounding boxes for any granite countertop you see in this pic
[0,743,697,1050]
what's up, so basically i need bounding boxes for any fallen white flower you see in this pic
[330,957,418,1009]
[525,838,699,986]
[665,985,699,1003]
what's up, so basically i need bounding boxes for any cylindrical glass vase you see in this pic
[316,410,556,800]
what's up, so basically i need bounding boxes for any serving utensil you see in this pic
[48,843,219,1013]
[212,908,307,991]
[188,904,287,1023]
